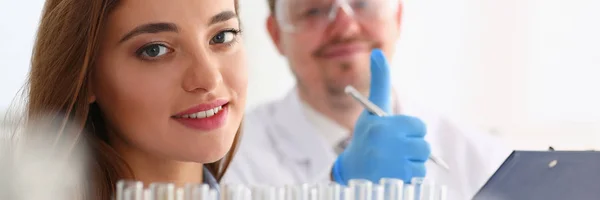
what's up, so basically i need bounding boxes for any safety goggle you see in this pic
[275,0,400,33]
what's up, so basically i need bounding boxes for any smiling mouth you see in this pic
[173,105,224,119]
[172,103,230,131]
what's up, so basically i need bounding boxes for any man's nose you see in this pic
[326,5,361,37]
[182,48,223,93]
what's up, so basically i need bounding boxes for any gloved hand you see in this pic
[331,49,431,184]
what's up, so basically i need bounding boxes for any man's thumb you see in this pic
[368,49,392,113]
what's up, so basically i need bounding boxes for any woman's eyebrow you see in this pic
[119,22,178,43]
[209,10,237,25]
[118,11,236,43]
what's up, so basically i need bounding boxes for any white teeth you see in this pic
[198,111,207,118]
[206,109,215,117]
[179,105,223,119]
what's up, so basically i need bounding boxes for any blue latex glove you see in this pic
[331,49,431,184]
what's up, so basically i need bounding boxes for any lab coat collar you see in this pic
[269,87,337,180]
[299,99,350,148]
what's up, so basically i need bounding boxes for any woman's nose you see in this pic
[182,49,223,93]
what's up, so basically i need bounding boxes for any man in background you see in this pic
[223,0,511,199]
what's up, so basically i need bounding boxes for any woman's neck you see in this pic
[111,139,204,187]
[126,155,204,187]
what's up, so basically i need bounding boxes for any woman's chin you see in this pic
[201,151,229,163]
[184,145,232,164]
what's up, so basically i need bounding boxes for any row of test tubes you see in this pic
[115,178,447,200]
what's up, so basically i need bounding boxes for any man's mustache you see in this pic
[313,37,379,57]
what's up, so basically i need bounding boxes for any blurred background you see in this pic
[1,0,599,150]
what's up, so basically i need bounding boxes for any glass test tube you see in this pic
[308,186,319,200]
[433,185,447,200]
[348,179,373,200]
[116,180,144,200]
[371,185,384,200]
[343,186,353,200]
[184,183,210,200]
[150,182,176,200]
[251,186,272,200]
[410,178,425,200]
[176,188,185,200]
[417,178,438,200]
[299,184,312,200]
[263,186,287,200]
[209,188,219,200]
[410,178,448,200]
[144,188,152,200]
[244,187,253,200]
[380,178,404,200]
[403,184,415,200]
[285,184,312,200]
[221,184,236,200]
[124,187,146,200]
[316,183,343,200]
[222,184,251,200]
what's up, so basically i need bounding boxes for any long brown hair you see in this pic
[25,0,241,199]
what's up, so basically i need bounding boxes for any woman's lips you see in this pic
[172,100,230,131]
[173,104,229,131]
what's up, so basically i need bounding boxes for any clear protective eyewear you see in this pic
[275,0,400,33]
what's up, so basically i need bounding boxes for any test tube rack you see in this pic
[115,178,447,200]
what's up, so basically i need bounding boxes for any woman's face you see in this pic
[92,0,246,163]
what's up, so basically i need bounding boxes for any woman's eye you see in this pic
[210,30,239,44]
[138,44,170,58]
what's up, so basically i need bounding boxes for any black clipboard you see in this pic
[472,150,600,200]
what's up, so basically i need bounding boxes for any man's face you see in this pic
[272,0,402,98]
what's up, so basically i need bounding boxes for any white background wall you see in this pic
[1,0,600,150]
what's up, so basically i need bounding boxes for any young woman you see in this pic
[24,0,246,199]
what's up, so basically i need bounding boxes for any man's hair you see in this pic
[268,0,275,13]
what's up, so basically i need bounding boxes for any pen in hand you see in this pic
[344,85,451,171]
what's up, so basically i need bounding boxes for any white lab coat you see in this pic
[222,87,512,200]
